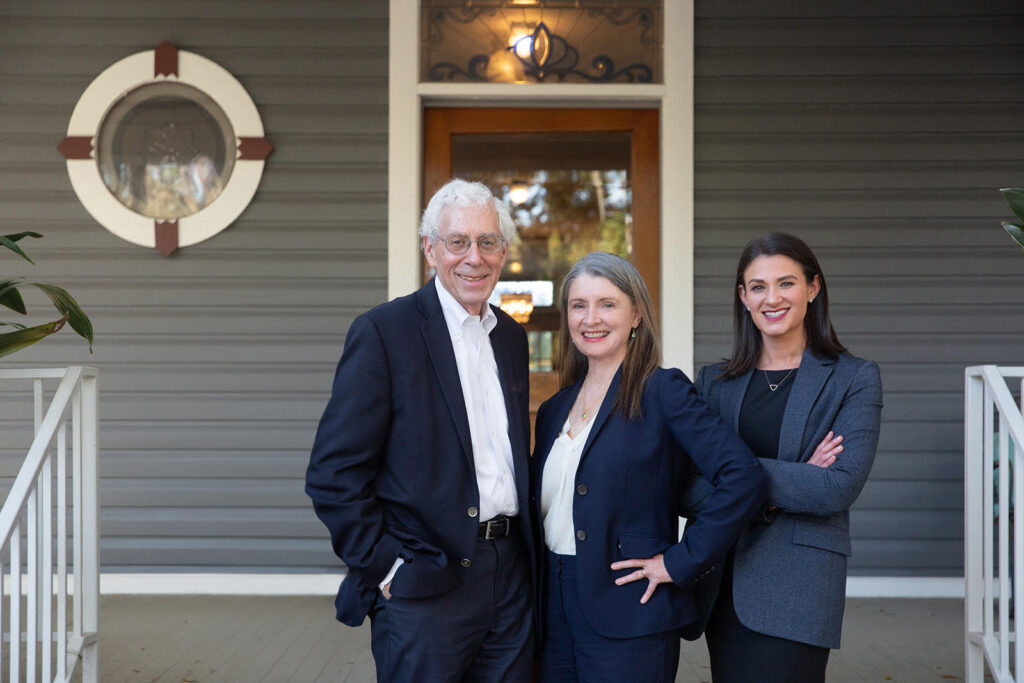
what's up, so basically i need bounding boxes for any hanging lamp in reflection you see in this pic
[508,180,530,205]
[486,46,525,83]
[500,293,534,324]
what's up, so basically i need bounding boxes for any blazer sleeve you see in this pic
[305,314,404,588]
[678,364,719,517]
[758,360,883,516]
[657,370,767,585]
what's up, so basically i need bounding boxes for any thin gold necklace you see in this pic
[580,376,600,421]
[764,368,796,392]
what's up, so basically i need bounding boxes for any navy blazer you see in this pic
[690,349,883,648]
[306,279,533,626]
[531,367,766,639]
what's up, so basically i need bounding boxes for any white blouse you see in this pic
[540,416,595,555]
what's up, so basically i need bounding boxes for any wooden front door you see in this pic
[423,107,660,424]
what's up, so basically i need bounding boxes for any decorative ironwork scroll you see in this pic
[421,1,662,84]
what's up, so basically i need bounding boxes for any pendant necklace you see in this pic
[580,377,593,421]
[580,375,604,421]
[764,368,796,392]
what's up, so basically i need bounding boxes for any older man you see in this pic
[306,179,534,682]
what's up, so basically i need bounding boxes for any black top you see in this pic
[738,368,798,460]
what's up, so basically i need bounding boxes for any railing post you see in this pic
[965,368,985,681]
[80,372,100,681]
[0,367,97,682]
[11,519,21,683]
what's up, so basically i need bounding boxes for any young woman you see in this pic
[531,251,766,683]
[692,233,883,682]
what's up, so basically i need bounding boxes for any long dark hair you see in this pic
[722,232,845,379]
[557,252,660,420]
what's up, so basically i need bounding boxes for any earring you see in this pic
[809,297,815,303]
[631,328,636,339]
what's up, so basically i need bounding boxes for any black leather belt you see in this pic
[478,515,514,540]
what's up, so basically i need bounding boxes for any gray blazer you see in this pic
[687,349,882,649]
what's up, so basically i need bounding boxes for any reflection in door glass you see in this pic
[453,133,632,372]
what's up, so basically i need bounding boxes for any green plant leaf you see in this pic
[0,321,29,329]
[0,231,42,264]
[0,315,68,359]
[0,278,27,315]
[1001,188,1024,223]
[1003,222,1024,251]
[30,282,93,349]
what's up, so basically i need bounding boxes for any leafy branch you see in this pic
[1,232,93,358]
[1001,188,1024,251]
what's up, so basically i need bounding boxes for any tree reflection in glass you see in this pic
[96,82,235,220]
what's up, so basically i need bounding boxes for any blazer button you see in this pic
[461,558,472,568]
[576,484,588,496]
[576,530,587,542]
[467,506,479,518]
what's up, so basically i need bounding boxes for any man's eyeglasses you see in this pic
[439,234,507,255]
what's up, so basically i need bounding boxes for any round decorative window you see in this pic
[59,42,272,255]
[97,82,236,220]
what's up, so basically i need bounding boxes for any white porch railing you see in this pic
[0,367,98,682]
[966,365,1024,683]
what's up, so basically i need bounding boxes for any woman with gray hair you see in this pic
[530,251,766,682]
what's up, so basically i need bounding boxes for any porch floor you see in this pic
[93,595,966,682]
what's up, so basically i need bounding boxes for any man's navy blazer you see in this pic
[306,279,533,626]
[531,367,766,639]
[689,350,882,648]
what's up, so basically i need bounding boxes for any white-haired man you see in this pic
[307,179,534,681]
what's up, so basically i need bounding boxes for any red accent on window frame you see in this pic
[238,137,274,160]
[57,136,93,159]
[155,41,178,77]
[155,220,179,256]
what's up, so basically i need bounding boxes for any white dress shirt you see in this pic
[435,277,519,521]
[540,416,594,556]
[381,278,519,590]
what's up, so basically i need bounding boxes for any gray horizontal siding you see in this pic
[0,0,388,571]
[694,0,1024,577]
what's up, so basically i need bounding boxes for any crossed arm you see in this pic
[756,361,882,516]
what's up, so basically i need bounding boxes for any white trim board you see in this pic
[846,577,963,599]
[99,573,344,596]
[96,573,965,598]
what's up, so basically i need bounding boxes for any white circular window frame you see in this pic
[63,48,268,249]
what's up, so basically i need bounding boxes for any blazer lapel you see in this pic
[722,369,756,431]
[777,349,836,462]
[489,316,529,501]
[418,283,474,466]
[579,368,623,464]
[534,381,578,473]
[489,317,519,442]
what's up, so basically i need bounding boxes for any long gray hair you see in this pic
[558,251,660,420]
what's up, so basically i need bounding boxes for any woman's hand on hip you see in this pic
[610,554,673,604]
[807,430,843,468]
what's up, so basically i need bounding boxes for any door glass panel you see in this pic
[452,132,633,374]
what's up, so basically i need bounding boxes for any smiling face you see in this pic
[423,202,508,316]
[739,254,820,345]
[566,273,641,369]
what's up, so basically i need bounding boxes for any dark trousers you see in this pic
[368,523,533,683]
[705,556,830,683]
[540,552,680,683]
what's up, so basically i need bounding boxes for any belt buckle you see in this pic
[484,517,508,540]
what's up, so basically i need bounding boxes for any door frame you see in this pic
[388,0,694,374]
